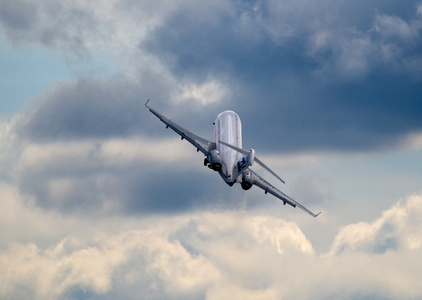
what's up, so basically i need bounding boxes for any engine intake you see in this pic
[241,171,254,190]
[208,149,222,171]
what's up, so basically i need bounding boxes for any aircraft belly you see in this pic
[215,111,242,184]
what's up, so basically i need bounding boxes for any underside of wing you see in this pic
[249,169,321,217]
[145,101,216,156]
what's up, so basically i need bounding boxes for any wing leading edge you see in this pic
[249,169,321,217]
[145,100,216,156]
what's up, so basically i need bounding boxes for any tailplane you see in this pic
[219,140,285,184]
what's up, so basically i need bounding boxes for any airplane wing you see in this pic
[249,169,321,217]
[145,100,216,156]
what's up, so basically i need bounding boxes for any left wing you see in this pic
[249,169,321,217]
[145,100,216,156]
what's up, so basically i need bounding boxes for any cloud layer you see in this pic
[2,0,422,152]
[1,1,422,299]
[1,184,422,300]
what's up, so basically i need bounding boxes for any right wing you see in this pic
[249,169,321,218]
[145,100,216,156]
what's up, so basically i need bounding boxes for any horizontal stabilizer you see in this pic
[219,140,285,184]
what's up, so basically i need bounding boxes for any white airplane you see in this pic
[146,100,320,217]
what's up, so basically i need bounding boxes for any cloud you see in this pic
[175,80,230,106]
[3,0,422,153]
[0,181,314,299]
[13,134,222,214]
[0,0,38,34]
[1,1,422,299]
[142,0,422,152]
[14,78,146,141]
[0,119,18,178]
[0,0,145,55]
[0,240,123,298]
[329,194,422,255]
[1,185,422,299]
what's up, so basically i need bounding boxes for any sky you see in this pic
[1,0,422,299]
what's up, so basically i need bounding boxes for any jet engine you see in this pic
[241,171,255,190]
[208,149,222,171]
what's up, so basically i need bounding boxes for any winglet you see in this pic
[145,99,150,110]
[314,212,322,218]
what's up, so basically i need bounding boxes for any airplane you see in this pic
[145,100,320,217]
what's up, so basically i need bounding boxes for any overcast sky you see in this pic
[1,1,422,299]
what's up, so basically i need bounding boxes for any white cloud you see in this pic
[0,240,125,299]
[374,13,417,42]
[18,137,195,171]
[0,118,18,177]
[403,133,422,150]
[175,80,229,106]
[2,183,422,299]
[329,194,422,255]
[0,0,150,54]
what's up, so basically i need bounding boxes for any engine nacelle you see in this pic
[241,171,254,190]
[208,149,222,171]
[249,149,255,166]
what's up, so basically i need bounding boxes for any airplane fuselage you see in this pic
[214,110,243,186]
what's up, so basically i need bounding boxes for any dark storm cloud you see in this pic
[15,78,163,141]
[144,1,314,81]
[143,0,422,152]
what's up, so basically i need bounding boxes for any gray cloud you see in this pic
[143,0,422,152]
[16,79,146,141]
[14,136,224,215]
[0,0,38,33]
[4,0,422,153]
